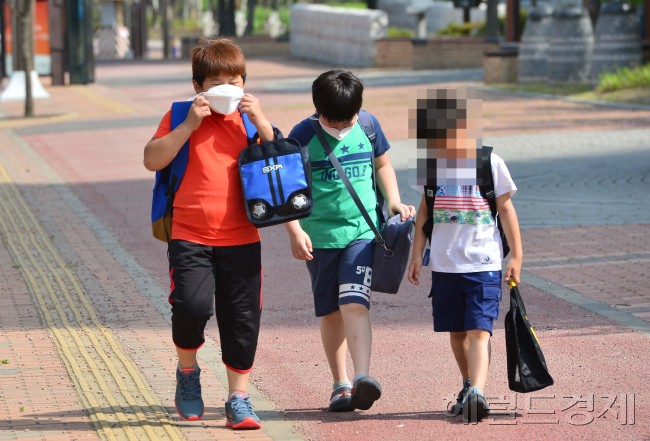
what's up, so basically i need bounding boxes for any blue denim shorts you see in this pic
[306,239,374,317]
[429,271,503,335]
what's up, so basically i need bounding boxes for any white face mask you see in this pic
[318,119,355,141]
[201,84,244,115]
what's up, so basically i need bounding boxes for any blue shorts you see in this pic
[429,271,503,335]
[306,239,374,317]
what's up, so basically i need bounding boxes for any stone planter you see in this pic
[233,36,291,58]
[375,38,413,68]
[413,37,496,70]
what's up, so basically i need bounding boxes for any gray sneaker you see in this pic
[225,393,261,430]
[174,367,204,421]
[449,383,471,416]
[462,387,490,423]
[350,376,382,411]
[329,384,354,412]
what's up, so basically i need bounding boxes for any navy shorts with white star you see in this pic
[306,239,374,317]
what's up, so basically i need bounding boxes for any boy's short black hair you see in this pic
[312,70,363,122]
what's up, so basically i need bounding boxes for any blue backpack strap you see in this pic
[169,101,193,192]
[357,109,385,223]
[357,109,377,150]
[151,101,191,242]
[241,112,258,145]
[241,112,283,143]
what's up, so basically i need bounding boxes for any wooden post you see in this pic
[506,0,520,42]
[643,0,650,63]
[48,0,65,85]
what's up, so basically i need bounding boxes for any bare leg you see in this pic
[449,331,470,380]
[339,303,372,377]
[176,347,198,369]
[226,369,251,395]
[320,310,350,383]
[467,329,491,390]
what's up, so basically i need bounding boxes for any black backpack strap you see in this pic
[479,146,497,221]
[422,185,435,241]
[479,145,510,257]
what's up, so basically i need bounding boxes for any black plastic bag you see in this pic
[505,282,554,393]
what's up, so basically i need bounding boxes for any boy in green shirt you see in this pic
[284,70,416,412]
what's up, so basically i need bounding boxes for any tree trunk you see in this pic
[485,0,500,43]
[13,0,34,117]
[244,0,256,36]
[218,0,237,36]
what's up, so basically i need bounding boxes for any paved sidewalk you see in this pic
[0,56,649,441]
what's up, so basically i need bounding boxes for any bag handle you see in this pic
[309,118,390,254]
[509,280,529,319]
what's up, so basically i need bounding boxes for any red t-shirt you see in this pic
[153,109,260,246]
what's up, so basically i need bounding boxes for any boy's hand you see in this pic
[239,93,267,126]
[184,95,211,131]
[289,229,313,261]
[504,256,522,285]
[390,202,417,221]
[239,93,274,141]
[407,254,422,286]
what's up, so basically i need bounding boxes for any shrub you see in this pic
[436,21,482,36]
[386,27,415,38]
[597,64,650,92]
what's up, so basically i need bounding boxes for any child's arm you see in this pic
[497,193,523,284]
[375,153,416,220]
[143,96,211,171]
[239,93,274,142]
[407,195,428,286]
[283,220,313,261]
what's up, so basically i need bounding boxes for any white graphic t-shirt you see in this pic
[425,153,517,273]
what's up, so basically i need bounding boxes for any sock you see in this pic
[333,380,352,391]
[177,362,199,371]
[470,386,485,397]
[228,390,248,401]
[463,379,471,389]
[353,373,367,385]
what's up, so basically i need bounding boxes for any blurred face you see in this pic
[194,73,244,93]
[428,120,480,160]
[410,87,483,186]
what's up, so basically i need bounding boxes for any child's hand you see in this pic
[239,93,267,126]
[289,229,313,261]
[504,256,522,285]
[390,202,417,221]
[407,255,422,286]
[239,93,274,141]
[185,95,211,131]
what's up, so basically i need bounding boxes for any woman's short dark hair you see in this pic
[312,70,363,122]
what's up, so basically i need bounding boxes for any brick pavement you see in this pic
[1,56,649,441]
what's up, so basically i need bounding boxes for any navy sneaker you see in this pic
[350,376,382,411]
[175,367,204,421]
[328,384,354,412]
[463,387,490,423]
[225,393,261,430]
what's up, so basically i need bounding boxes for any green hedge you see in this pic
[597,64,650,92]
